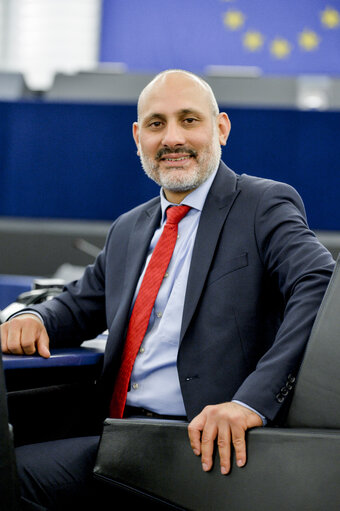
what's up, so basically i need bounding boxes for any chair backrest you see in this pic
[286,255,340,427]
[0,351,21,511]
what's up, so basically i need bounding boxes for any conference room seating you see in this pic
[0,217,338,277]
[93,256,340,510]
[0,72,32,100]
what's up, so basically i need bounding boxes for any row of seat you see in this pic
[2,70,340,110]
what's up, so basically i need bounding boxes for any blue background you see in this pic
[0,101,339,230]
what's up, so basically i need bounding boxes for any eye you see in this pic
[148,120,163,129]
[183,117,198,125]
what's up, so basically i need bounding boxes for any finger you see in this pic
[188,415,205,456]
[36,329,50,358]
[217,423,232,475]
[200,420,218,472]
[21,320,50,358]
[0,323,9,353]
[6,320,25,355]
[231,424,247,468]
[21,321,40,355]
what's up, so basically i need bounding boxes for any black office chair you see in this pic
[286,254,340,428]
[93,256,340,510]
[0,351,21,511]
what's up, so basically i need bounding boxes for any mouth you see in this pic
[156,148,197,163]
[161,155,192,162]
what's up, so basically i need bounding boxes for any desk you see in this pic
[4,338,106,391]
[2,345,105,370]
[0,276,108,443]
[4,338,107,445]
[0,273,107,391]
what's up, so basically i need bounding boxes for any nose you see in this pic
[161,120,185,147]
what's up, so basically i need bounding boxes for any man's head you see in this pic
[133,70,231,203]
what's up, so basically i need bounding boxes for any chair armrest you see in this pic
[94,418,340,511]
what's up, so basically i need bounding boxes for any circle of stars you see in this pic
[222,6,339,59]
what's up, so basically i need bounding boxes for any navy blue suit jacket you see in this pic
[34,162,334,422]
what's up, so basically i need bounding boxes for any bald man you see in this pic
[1,70,334,510]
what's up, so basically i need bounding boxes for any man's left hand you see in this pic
[188,401,263,475]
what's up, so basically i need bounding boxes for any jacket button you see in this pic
[281,387,289,396]
[276,393,284,403]
[288,374,296,383]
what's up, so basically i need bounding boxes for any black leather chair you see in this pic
[286,254,340,428]
[0,351,21,511]
[93,256,340,510]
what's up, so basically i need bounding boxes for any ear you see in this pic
[217,112,231,146]
[132,122,140,155]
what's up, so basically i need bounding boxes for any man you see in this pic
[1,70,334,509]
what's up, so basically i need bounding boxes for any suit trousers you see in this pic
[15,435,173,511]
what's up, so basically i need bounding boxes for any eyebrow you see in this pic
[143,113,166,125]
[178,108,203,116]
[143,108,204,125]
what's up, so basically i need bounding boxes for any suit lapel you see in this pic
[122,200,162,313]
[180,163,240,340]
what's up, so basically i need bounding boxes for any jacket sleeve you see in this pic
[232,181,335,422]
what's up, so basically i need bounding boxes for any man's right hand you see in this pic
[0,314,50,358]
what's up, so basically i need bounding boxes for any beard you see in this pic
[138,136,221,193]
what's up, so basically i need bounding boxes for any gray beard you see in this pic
[139,145,221,193]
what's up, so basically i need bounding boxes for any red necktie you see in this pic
[109,205,191,418]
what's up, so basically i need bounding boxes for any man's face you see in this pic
[133,73,230,201]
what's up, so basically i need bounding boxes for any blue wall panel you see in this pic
[0,101,339,230]
[0,101,158,221]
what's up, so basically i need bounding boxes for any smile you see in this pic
[162,156,191,162]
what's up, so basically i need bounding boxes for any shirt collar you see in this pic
[159,166,219,223]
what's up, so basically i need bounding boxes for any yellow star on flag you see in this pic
[223,10,245,30]
[321,7,340,28]
[270,38,292,59]
[243,31,264,51]
[298,29,320,51]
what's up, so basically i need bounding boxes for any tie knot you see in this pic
[166,205,191,225]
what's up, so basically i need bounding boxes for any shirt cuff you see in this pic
[232,400,267,426]
[9,310,44,324]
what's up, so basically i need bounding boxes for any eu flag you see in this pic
[100,0,340,75]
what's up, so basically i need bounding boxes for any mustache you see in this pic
[155,147,197,161]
